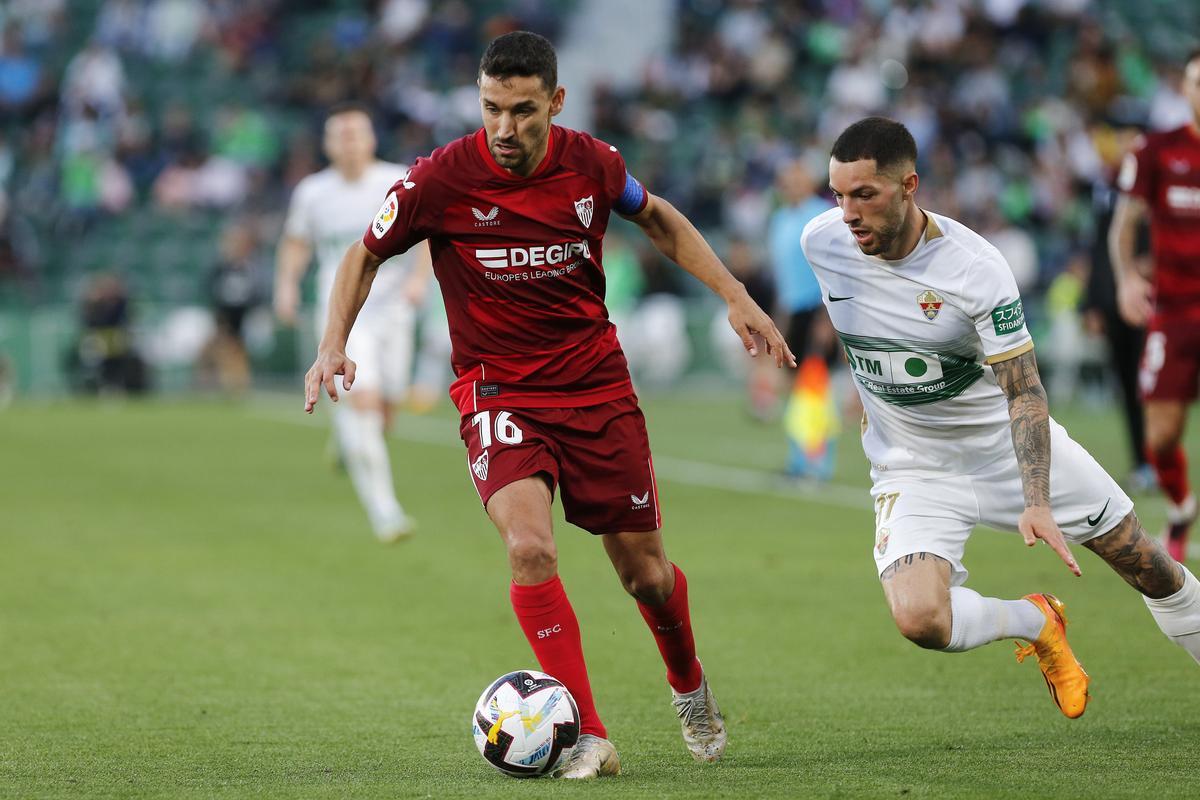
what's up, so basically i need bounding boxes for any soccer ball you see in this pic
[471,670,580,777]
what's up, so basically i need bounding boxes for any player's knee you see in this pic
[1145,420,1183,456]
[506,534,557,580]
[891,606,951,649]
[617,559,673,605]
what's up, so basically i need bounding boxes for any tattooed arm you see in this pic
[992,349,1051,507]
[991,349,1081,575]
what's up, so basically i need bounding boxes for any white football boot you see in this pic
[553,733,621,779]
[671,669,726,762]
[375,510,416,544]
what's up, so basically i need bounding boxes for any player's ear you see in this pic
[549,85,565,117]
[902,170,919,199]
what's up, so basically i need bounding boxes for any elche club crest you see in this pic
[574,195,593,228]
[917,289,944,321]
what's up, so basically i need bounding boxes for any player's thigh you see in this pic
[1140,318,1200,406]
[554,396,661,535]
[871,475,977,586]
[976,419,1133,546]
[459,408,562,516]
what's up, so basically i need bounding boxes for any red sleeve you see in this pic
[600,141,630,206]
[361,158,441,259]
[1117,134,1155,202]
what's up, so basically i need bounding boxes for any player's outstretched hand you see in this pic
[304,349,356,413]
[1117,272,1153,328]
[727,294,797,369]
[1018,505,1081,576]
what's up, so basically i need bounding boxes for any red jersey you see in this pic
[362,126,647,415]
[1118,125,1200,319]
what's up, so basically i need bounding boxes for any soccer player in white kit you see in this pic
[801,117,1200,718]
[275,104,431,543]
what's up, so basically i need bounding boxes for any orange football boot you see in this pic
[1014,593,1090,719]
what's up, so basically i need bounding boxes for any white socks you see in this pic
[1145,565,1200,664]
[333,405,406,537]
[943,586,1046,652]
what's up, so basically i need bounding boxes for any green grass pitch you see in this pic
[2,393,1198,798]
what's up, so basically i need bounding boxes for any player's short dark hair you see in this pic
[831,117,918,174]
[1187,48,1200,69]
[479,31,557,92]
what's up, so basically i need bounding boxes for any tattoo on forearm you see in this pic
[1084,512,1183,599]
[879,552,948,582]
[992,351,1050,507]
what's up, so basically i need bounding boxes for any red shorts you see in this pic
[1140,316,1200,402]
[458,394,661,534]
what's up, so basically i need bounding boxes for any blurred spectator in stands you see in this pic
[196,221,260,394]
[67,272,148,394]
[0,24,44,120]
[379,0,430,45]
[144,0,210,63]
[5,0,66,50]
[61,40,125,119]
[152,137,247,211]
[214,103,279,169]
[95,0,146,54]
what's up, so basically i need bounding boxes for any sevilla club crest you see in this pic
[574,195,594,228]
[917,289,944,321]
[472,450,489,481]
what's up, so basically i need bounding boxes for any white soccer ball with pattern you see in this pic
[471,670,580,777]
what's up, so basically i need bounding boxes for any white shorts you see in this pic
[318,304,417,400]
[870,418,1133,585]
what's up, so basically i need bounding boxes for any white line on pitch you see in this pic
[249,406,871,512]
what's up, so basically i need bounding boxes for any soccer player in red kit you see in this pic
[304,32,795,778]
[1110,50,1200,562]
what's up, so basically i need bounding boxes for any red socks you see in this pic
[1148,445,1191,505]
[637,563,703,694]
[510,576,606,738]
[510,564,702,739]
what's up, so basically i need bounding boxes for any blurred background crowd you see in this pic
[0,0,1195,416]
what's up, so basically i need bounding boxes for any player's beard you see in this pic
[489,120,548,174]
[490,136,526,170]
[856,202,906,256]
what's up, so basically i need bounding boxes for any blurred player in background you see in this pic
[1082,121,1152,493]
[305,32,794,778]
[803,117,1200,720]
[768,160,839,480]
[1110,50,1200,562]
[275,104,431,544]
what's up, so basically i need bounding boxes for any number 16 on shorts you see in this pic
[471,410,524,447]
[465,410,526,487]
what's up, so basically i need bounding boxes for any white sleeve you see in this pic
[282,179,315,241]
[961,246,1034,364]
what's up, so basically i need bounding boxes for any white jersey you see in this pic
[801,207,1034,477]
[283,161,412,321]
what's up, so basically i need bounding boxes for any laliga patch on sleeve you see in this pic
[991,298,1025,336]
[372,192,398,239]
